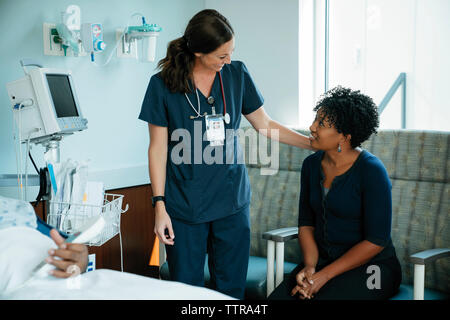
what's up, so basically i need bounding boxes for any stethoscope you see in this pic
[185,71,230,124]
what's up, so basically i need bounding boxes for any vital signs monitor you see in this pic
[6,66,88,142]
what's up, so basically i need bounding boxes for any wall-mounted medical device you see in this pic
[43,5,161,65]
[122,19,162,62]
[6,60,88,143]
[81,23,106,61]
[49,5,85,57]
[55,22,83,56]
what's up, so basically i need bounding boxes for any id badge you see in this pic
[205,114,225,146]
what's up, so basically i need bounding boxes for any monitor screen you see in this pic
[46,74,79,118]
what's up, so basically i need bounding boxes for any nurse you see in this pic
[139,9,311,299]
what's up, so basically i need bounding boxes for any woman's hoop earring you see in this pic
[338,144,342,153]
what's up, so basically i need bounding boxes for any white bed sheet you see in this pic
[0,226,234,300]
[1,269,234,300]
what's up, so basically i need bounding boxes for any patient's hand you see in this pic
[46,229,89,278]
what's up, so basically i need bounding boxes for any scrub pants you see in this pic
[165,206,250,299]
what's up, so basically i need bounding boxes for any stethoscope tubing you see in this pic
[185,70,228,120]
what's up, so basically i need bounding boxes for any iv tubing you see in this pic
[92,12,147,68]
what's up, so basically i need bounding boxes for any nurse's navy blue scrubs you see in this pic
[139,61,264,299]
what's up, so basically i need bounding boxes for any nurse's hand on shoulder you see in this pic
[154,203,175,245]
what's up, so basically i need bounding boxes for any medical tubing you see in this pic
[119,228,124,272]
[24,132,32,200]
[18,102,23,200]
[91,24,127,67]
[29,151,40,174]
[92,12,146,68]
[24,129,39,201]
[12,104,21,199]
[25,138,30,200]
[12,99,38,200]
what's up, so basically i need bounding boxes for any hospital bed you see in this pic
[0,226,234,300]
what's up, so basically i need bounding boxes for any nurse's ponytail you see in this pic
[157,36,195,93]
[157,9,234,93]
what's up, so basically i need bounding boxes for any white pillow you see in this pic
[0,226,55,293]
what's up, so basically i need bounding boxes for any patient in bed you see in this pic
[0,195,89,278]
[0,195,235,300]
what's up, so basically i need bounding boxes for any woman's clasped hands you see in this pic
[290,265,330,300]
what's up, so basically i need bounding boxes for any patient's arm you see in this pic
[46,229,89,278]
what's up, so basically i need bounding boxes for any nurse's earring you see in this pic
[337,144,342,153]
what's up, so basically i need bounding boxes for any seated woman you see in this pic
[269,86,402,300]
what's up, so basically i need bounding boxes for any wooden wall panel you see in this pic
[89,184,158,278]
[32,201,45,220]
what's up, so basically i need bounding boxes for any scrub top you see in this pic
[139,61,264,224]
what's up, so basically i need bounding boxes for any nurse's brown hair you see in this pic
[157,9,234,93]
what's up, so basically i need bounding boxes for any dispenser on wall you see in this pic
[123,18,162,62]
[81,23,106,61]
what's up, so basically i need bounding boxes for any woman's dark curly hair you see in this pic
[313,86,379,148]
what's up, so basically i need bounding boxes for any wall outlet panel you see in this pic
[43,22,87,57]
[43,23,64,56]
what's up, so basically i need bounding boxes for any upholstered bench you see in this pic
[161,128,449,300]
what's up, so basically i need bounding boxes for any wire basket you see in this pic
[47,193,129,246]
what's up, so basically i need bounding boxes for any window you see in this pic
[299,0,450,131]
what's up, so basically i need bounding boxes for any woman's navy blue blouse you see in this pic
[139,61,264,223]
[298,150,396,263]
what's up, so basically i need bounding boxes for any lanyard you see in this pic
[185,71,230,123]
[218,71,227,118]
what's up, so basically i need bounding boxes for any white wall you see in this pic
[412,0,450,131]
[206,0,300,128]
